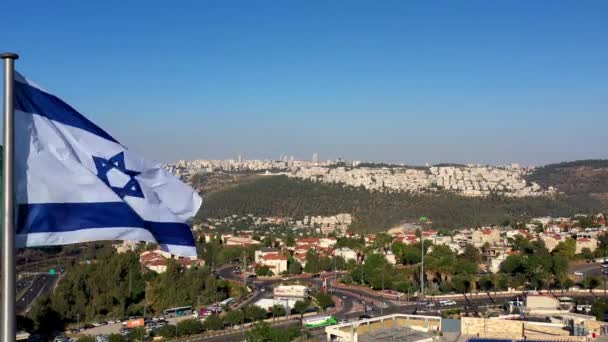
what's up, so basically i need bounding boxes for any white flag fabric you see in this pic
[13,72,202,257]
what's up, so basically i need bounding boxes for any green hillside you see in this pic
[197,175,605,232]
[525,159,608,197]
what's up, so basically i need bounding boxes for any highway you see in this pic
[16,274,57,315]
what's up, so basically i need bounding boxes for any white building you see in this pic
[334,247,357,262]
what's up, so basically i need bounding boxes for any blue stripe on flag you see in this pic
[17,202,195,247]
[14,80,120,144]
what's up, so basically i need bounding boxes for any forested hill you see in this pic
[525,159,608,196]
[197,175,604,232]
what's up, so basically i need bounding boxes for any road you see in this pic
[570,262,605,277]
[16,274,57,315]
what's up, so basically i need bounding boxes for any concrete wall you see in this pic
[461,317,571,339]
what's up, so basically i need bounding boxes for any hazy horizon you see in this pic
[2,2,607,166]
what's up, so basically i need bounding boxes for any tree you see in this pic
[553,238,576,260]
[246,321,300,342]
[478,275,494,292]
[271,304,286,318]
[315,292,335,311]
[286,234,295,247]
[580,247,594,261]
[288,258,302,275]
[452,274,473,294]
[293,300,310,320]
[155,325,176,338]
[108,335,125,342]
[584,276,601,292]
[244,305,267,322]
[224,310,244,327]
[201,314,224,331]
[126,327,145,342]
[77,337,96,342]
[28,294,63,333]
[178,318,205,335]
[255,266,273,277]
[591,298,608,321]
[462,244,481,263]
[304,250,320,273]
[247,321,275,342]
[500,255,525,274]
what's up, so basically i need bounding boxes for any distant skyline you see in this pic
[1,1,607,166]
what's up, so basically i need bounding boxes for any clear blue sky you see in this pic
[1,1,607,165]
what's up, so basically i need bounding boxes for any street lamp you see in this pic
[419,216,428,300]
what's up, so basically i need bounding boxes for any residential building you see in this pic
[334,247,357,262]
[576,238,598,254]
[471,228,501,247]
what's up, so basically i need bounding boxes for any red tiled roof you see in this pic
[262,253,288,261]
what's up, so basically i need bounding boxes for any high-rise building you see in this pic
[312,153,319,164]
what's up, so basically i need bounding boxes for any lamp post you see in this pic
[419,216,428,300]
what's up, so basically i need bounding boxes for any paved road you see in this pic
[570,262,604,277]
[16,274,57,315]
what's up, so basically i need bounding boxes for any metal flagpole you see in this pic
[1,52,18,342]
[419,216,427,300]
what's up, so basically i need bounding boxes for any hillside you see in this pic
[197,175,605,232]
[525,159,608,198]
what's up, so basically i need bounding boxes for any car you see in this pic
[342,295,347,299]
[260,288,265,292]
[92,322,103,327]
[339,319,349,324]
[572,271,584,276]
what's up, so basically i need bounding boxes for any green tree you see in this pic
[154,325,176,338]
[201,314,223,331]
[255,266,273,277]
[462,244,481,263]
[77,337,96,342]
[580,247,594,261]
[108,334,125,342]
[178,318,205,335]
[293,300,310,320]
[126,327,145,342]
[224,310,244,327]
[553,238,576,260]
[304,250,320,273]
[288,258,302,275]
[244,305,267,322]
[314,292,335,311]
[271,304,286,318]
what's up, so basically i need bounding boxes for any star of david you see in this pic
[93,152,144,199]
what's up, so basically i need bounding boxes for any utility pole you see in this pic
[381,267,384,316]
[419,216,427,300]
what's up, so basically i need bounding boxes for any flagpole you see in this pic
[1,52,18,342]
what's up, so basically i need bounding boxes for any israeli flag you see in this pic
[13,72,202,257]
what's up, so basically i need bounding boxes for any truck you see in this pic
[126,318,144,328]
[273,285,308,298]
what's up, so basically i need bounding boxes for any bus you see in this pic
[163,306,192,317]
[302,315,337,328]
[219,297,235,307]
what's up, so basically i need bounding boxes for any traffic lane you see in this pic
[570,262,604,277]
[16,274,56,314]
